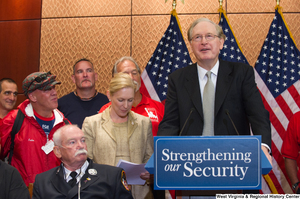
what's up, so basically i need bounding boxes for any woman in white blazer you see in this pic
[82,73,154,199]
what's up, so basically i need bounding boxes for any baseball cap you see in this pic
[22,72,61,96]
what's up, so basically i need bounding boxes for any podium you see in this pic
[145,136,272,197]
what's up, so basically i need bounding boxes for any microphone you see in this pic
[179,108,195,136]
[225,109,240,136]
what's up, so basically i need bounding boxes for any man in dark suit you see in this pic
[157,17,272,163]
[32,124,133,199]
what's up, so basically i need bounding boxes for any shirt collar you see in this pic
[197,60,219,80]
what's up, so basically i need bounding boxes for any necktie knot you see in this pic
[206,71,212,80]
[68,171,78,187]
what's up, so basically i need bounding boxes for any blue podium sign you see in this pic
[154,136,261,190]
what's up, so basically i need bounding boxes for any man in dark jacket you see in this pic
[32,124,133,199]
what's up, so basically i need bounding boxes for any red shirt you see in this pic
[99,94,164,136]
[282,111,300,181]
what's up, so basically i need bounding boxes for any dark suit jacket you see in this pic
[0,160,30,199]
[157,60,271,147]
[32,159,133,199]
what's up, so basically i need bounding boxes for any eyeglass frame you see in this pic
[191,34,220,42]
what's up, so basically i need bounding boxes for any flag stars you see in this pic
[275,80,280,85]
[164,84,168,88]
[157,81,161,86]
[268,78,272,83]
[152,71,157,76]
[230,55,234,59]
[268,71,273,75]
[160,66,164,70]
[290,76,295,81]
[177,49,181,53]
[276,73,280,77]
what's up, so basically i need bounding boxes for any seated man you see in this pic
[0,139,30,199]
[32,124,133,199]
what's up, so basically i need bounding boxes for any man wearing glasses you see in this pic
[157,18,272,169]
[0,78,18,125]
[32,125,133,199]
[0,71,69,186]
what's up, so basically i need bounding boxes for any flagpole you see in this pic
[276,0,280,6]
[172,0,176,10]
[219,0,223,9]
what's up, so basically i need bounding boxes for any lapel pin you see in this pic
[88,169,97,175]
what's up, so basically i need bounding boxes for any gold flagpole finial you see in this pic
[172,0,177,10]
[276,0,280,6]
[219,0,223,9]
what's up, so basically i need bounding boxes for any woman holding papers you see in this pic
[82,73,154,199]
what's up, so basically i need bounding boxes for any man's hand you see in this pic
[262,145,272,167]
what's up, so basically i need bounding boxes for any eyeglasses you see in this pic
[28,71,52,89]
[191,34,219,42]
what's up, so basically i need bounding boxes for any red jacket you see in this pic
[0,99,68,186]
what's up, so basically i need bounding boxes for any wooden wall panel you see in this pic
[0,20,40,93]
[0,0,42,108]
[0,0,41,20]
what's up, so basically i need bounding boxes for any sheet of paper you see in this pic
[117,159,146,185]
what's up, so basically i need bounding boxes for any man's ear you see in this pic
[94,73,98,82]
[71,75,76,84]
[28,92,37,102]
[53,146,62,159]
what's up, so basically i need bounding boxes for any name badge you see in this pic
[41,140,54,154]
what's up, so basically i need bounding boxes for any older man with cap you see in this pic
[0,71,69,186]
[32,124,133,199]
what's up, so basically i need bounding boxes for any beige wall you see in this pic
[39,0,300,98]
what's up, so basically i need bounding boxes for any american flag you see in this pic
[218,9,249,65]
[140,10,192,103]
[254,6,300,194]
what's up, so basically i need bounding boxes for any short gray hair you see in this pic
[187,18,226,41]
[52,124,78,146]
[112,56,141,77]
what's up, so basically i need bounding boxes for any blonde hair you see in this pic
[109,73,136,96]
[187,18,226,41]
